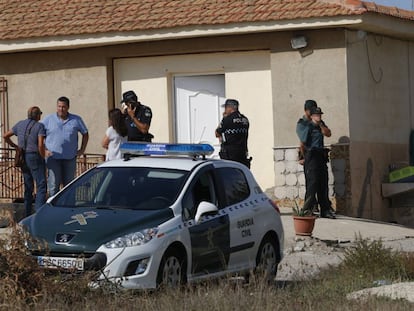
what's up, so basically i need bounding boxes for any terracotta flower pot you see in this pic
[293,215,316,236]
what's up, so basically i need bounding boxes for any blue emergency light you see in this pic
[120,142,214,158]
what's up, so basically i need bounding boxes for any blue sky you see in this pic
[365,0,413,10]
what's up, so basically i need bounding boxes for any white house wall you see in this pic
[113,51,274,189]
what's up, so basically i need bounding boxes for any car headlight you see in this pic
[104,228,158,248]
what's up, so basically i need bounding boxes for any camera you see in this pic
[121,102,128,113]
[121,101,138,113]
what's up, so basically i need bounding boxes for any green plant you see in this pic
[341,234,410,281]
[292,199,313,217]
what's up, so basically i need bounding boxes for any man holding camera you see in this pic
[121,90,153,142]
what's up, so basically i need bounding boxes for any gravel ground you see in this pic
[278,207,414,302]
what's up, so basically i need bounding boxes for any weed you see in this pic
[0,230,413,310]
[341,234,410,282]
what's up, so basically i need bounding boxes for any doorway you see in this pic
[174,75,225,157]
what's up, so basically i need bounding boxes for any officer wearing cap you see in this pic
[215,99,251,168]
[297,100,318,213]
[296,99,317,163]
[301,106,336,219]
[121,90,154,142]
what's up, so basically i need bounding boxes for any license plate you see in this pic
[37,256,84,271]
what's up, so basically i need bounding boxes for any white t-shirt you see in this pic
[105,126,127,161]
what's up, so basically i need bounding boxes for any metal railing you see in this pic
[0,148,105,200]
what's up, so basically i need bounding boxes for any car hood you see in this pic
[20,204,175,253]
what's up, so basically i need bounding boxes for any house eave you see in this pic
[0,16,364,53]
[1,13,412,54]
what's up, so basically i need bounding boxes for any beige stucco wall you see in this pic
[0,49,111,156]
[270,30,350,204]
[2,28,413,225]
[113,51,274,189]
[271,31,349,148]
[346,31,414,223]
[3,67,108,155]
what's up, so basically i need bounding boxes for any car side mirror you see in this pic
[195,201,218,224]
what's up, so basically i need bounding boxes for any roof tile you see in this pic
[0,0,411,41]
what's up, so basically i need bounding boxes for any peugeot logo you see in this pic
[55,233,75,244]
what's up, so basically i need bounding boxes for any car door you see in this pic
[215,166,258,271]
[183,168,230,275]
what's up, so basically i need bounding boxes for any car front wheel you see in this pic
[156,249,186,288]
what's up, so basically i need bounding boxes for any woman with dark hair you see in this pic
[102,108,128,161]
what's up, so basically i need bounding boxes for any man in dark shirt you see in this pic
[121,90,153,142]
[296,99,317,165]
[215,99,251,168]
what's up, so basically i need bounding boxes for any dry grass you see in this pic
[0,225,413,310]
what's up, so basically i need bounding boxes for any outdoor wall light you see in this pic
[291,36,308,49]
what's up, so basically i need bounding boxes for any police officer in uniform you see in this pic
[301,107,336,219]
[297,99,318,213]
[121,90,154,142]
[215,99,251,168]
[296,99,317,165]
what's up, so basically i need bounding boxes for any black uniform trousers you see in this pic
[219,146,250,168]
[303,149,332,215]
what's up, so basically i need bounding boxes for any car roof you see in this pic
[97,156,213,171]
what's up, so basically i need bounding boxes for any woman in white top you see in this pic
[102,108,128,161]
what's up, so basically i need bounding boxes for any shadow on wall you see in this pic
[330,136,351,215]
[357,158,373,218]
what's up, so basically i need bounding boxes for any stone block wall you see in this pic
[272,144,350,212]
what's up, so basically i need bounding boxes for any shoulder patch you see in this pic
[297,118,306,125]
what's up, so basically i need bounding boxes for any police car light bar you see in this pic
[120,142,214,158]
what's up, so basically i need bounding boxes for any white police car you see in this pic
[21,143,284,289]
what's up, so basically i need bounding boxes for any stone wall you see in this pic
[272,143,350,213]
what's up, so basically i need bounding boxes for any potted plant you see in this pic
[292,199,316,236]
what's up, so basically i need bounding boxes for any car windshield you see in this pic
[51,167,189,210]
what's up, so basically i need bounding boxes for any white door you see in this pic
[174,75,225,157]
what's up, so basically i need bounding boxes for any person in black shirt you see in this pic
[120,90,154,142]
[215,99,251,168]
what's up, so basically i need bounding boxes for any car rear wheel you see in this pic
[255,235,279,283]
[156,249,186,288]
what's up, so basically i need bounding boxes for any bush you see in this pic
[0,229,413,309]
[341,234,412,282]
[0,226,47,304]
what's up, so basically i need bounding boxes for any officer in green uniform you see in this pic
[301,107,336,219]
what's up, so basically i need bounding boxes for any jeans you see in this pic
[46,157,77,196]
[22,152,47,217]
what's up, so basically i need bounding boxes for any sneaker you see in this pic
[321,210,336,219]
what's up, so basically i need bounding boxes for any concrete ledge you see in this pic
[381,183,414,198]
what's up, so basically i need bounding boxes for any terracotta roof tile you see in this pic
[0,0,411,41]
[362,1,414,20]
